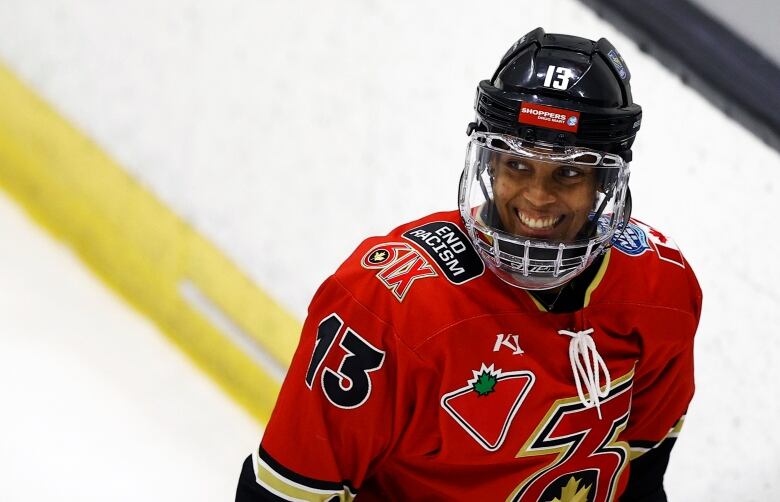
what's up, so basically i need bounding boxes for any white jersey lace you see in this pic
[558,328,612,419]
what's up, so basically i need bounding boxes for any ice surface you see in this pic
[0,193,261,501]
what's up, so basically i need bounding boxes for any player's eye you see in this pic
[506,160,530,171]
[556,166,585,180]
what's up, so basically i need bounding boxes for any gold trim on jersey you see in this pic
[525,248,612,313]
[515,369,634,460]
[527,292,548,312]
[253,449,356,502]
[583,248,611,307]
[629,415,686,460]
[671,415,686,435]
[507,369,635,502]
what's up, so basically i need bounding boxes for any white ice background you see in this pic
[0,193,261,500]
[1,0,779,500]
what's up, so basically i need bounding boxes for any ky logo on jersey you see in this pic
[494,333,524,355]
[361,242,437,301]
[441,364,535,451]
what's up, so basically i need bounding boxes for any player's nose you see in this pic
[521,174,557,207]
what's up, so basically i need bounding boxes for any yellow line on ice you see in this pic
[0,62,299,424]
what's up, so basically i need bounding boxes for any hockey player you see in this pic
[237,28,702,501]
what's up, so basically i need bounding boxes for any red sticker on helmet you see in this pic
[518,102,580,133]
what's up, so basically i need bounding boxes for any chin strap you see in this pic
[558,328,612,419]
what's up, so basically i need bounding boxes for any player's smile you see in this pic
[515,209,564,238]
[509,205,571,240]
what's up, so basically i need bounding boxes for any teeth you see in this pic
[517,211,560,230]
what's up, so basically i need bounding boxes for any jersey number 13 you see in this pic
[304,313,386,409]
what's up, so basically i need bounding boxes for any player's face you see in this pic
[492,153,598,242]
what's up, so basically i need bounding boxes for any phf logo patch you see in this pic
[607,49,630,80]
[441,364,535,451]
[611,222,650,256]
[361,242,437,301]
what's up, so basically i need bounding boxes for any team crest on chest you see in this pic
[508,372,635,502]
[361,242,437,301]
[441,364,535,451]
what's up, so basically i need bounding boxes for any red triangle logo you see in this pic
[441,364,535,451]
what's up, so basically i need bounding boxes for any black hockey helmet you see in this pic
[468,27,642,161]
[459,28,640,290]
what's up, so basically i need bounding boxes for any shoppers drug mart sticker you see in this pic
[518,102,580,132]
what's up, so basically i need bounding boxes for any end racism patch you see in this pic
[518,102,580,133]
[402,222,484,284]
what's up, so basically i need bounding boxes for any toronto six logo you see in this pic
[361,242,437,302]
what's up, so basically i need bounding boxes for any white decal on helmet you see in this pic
[542,65,574,90]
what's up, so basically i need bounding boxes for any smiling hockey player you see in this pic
[237,27,702,502]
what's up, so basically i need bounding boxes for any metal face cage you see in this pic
[459,132,631,290]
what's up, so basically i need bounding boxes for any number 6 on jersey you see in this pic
[305,313,386,409]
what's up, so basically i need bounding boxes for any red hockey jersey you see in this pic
[250,210,702,501]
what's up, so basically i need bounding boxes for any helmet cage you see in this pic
[459,132,631,290]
